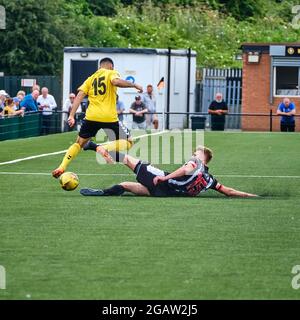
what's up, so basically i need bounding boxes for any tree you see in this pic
[87,0,120,16]
[0,0,85,75]
[219,0,265,20]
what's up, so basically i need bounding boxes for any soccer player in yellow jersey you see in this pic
[52,57,143,178]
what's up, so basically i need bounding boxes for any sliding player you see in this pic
[80,144,258,198]
[52,57,143,178]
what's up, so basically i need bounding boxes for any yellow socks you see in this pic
[58,140,132,171]
[103,139,133,152]
[59,143,81,171]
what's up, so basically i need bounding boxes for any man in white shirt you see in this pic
[37,87,57,135]
[63,93,82,131]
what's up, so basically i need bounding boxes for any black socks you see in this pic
[103,184,125,196]
[85,140,98,151]
[85,141,126,164]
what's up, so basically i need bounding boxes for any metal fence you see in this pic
[1,111,300,142]
[196,68,242,129]
[0,75,62,105]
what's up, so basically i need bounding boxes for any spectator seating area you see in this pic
[0,86,65,141]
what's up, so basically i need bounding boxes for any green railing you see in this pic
[0,75,62,105]
[0,112,63,141]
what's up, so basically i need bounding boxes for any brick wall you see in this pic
[241,52,300,131]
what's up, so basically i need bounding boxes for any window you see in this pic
[275,66,300,96]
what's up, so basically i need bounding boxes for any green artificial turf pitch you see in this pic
[0,130,300,299]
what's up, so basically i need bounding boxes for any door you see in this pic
[70,60,98,93]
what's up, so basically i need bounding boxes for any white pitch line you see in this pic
[0,172,132,176]
[0,172,300,179]
[0,150,69,166]
[218,174,300,179]
[0,130,168,166]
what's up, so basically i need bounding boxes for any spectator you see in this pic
[0,90,8,113]
[20,90,39,112]
[208,92,228,131]
[63,93,77,115]
[143,84,158,129]
[12,97,21,110]
[32,84,40,93]
[116,95,125,123]
[3,98,24,117]
[276,97,296,132]
[16,90,26,102]
[37,87,57,135]
[63,93,82,131]
[129,95,148,129]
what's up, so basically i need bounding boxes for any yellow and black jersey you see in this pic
[78,68,120,122]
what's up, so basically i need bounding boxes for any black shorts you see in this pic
[280,122,295,132]
[79,119,131,140]
[134,161,178,197]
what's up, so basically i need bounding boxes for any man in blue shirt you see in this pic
[276,98,296,132]
[20,90,39,112]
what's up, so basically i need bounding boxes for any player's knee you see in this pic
[119,182,130,190]
[76,137,88,148]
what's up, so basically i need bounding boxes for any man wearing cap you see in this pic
[12,97,21,111]
[129,95,148,130]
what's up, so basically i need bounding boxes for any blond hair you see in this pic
[17,90,26,97]
[195,145,213,163]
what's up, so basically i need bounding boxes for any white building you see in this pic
[63,47,197,129]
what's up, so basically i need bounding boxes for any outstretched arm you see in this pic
[111,78,143,93]
[216,184,258,197]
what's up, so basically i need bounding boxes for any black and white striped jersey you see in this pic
[167,157,221,196]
